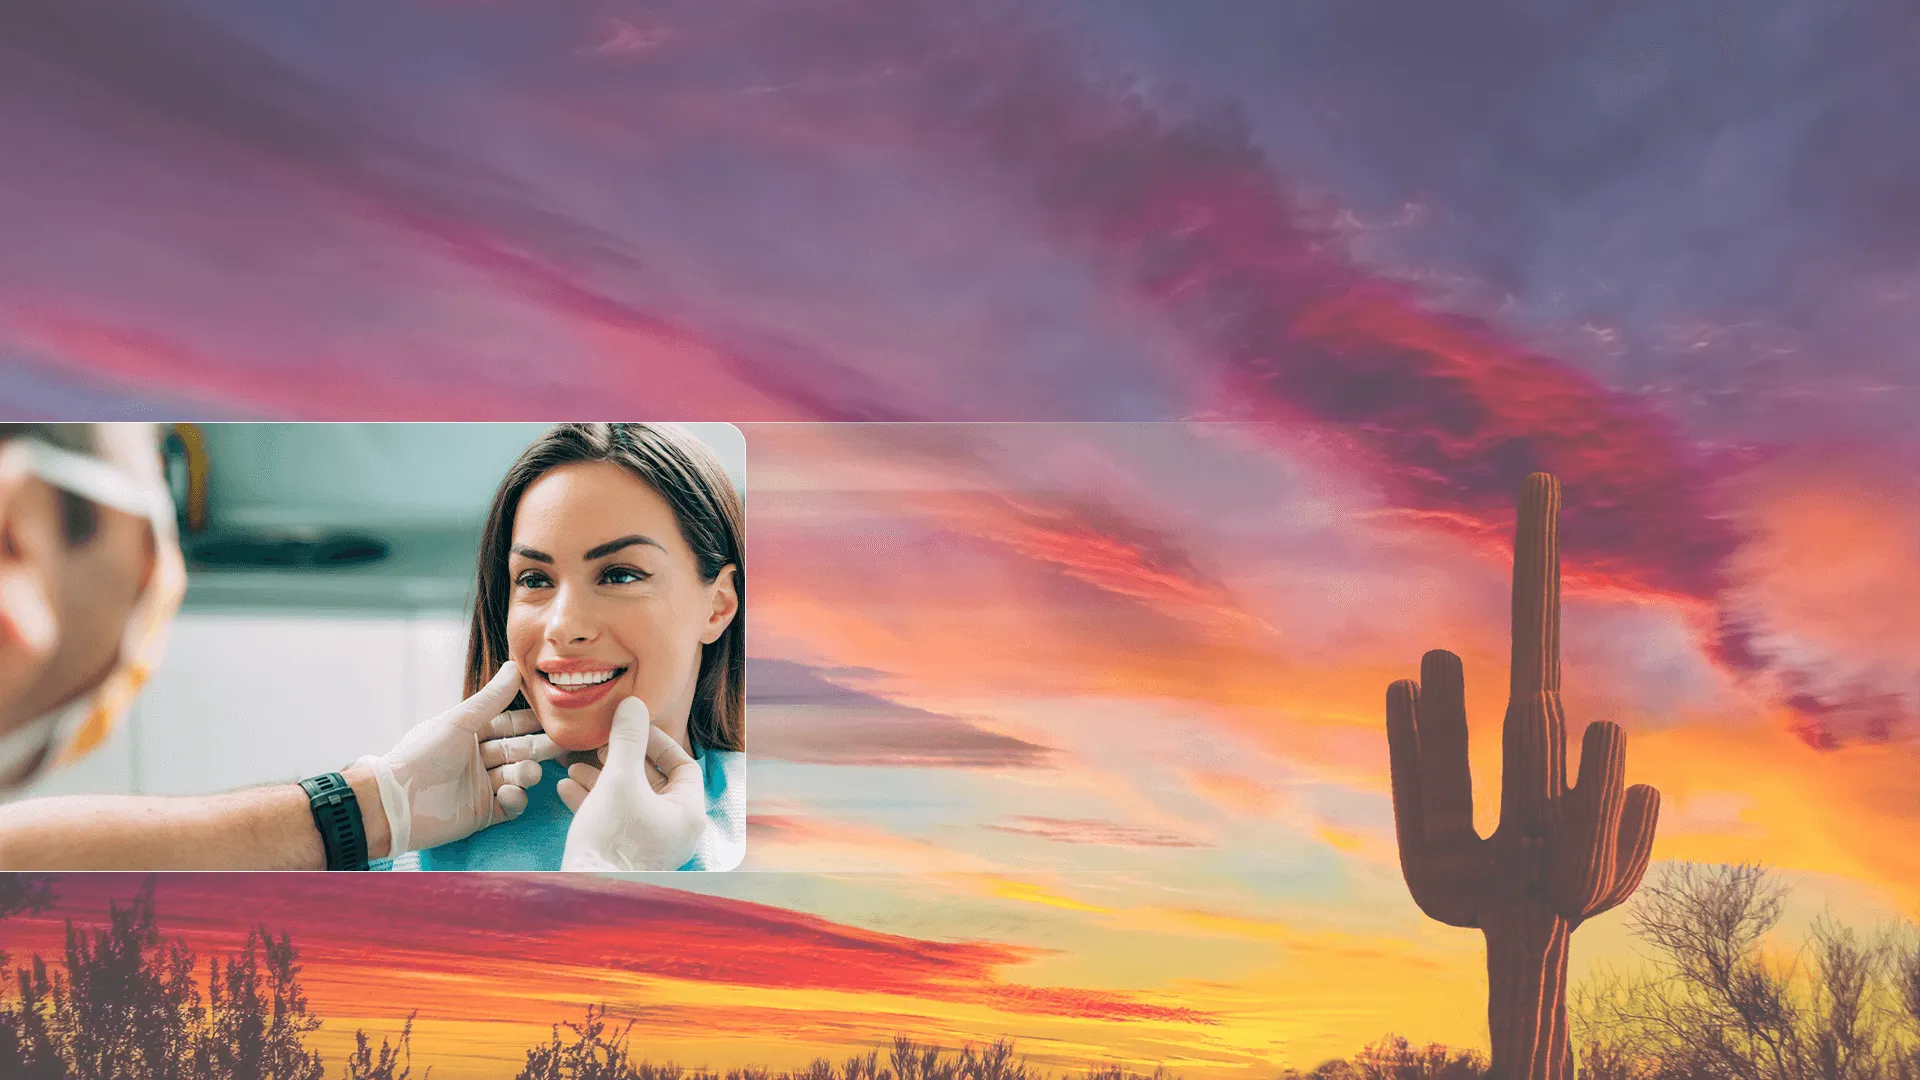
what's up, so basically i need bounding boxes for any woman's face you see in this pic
[505,461,738,753]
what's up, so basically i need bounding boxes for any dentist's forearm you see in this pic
[0,764,391,871]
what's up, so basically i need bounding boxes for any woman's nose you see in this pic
[544,583,600,645]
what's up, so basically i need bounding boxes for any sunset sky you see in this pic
[3,0,1919,1076]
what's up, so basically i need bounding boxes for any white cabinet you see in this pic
[10,611,477,798]
[133,614,416,794]
[406,616,470,726]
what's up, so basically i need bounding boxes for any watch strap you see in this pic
[300,772,369,871]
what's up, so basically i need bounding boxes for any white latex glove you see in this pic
[557,696,705,872]
[356,662,566,857]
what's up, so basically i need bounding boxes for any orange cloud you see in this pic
[986,877,1115,914]
[1632,719,1920,914]
[1728,452,1920,660]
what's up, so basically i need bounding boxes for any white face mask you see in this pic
[0,428,186,796]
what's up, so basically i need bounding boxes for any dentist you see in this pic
[0,422,590,871]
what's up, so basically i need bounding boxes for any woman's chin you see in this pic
[539,712,613,753]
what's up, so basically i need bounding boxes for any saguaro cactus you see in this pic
[1385,473,1661,1080]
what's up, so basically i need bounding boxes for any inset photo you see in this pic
[0,422,746,872]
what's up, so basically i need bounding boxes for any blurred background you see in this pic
[14,422,746,800]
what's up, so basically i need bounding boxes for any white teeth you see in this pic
[547,669,619,689]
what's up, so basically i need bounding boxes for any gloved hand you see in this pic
[356,662,566,857]
[557,697,706,872]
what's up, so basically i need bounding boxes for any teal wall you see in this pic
[196,423,747,530]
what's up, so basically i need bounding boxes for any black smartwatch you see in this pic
[300,772,370,871]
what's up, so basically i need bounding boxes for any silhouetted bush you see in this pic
[0,874,52,923]
[1280,1035,1486,1079]
[0,872,53,976]
[1073,1063,1175,1080]
[1574,862,1920,1080]
[517,1003,656,1080]
[514,1027,1052,1080]
[341,1014,426,1080]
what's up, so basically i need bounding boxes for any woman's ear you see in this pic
[699,564,739,646]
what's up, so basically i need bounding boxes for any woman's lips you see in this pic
[537,666,629,710]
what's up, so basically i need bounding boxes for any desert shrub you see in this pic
[1575,862,1920,1080]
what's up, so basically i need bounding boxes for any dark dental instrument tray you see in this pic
[186,532,391,570]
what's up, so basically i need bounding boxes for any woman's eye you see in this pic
[602,566,650,586]
[514,570,552,589]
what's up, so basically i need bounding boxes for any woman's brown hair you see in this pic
[463,423,744,753]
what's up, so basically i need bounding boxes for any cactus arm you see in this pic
[1589,785,1661,916]
[1386,654,1490,929]
[1386,680,1428,844]
[1549,721,1629,920]
[1386,679,1439,909]
[1415,651,1478,844]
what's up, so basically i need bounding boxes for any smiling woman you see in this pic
[504,460,741,757]
[393,423,746,873]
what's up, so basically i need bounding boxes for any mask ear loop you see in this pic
[0,708,62,790]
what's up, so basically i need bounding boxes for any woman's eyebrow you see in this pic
[511,545,552,563]
[584,534,664,560]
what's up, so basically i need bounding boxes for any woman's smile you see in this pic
[534,659,631,711]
